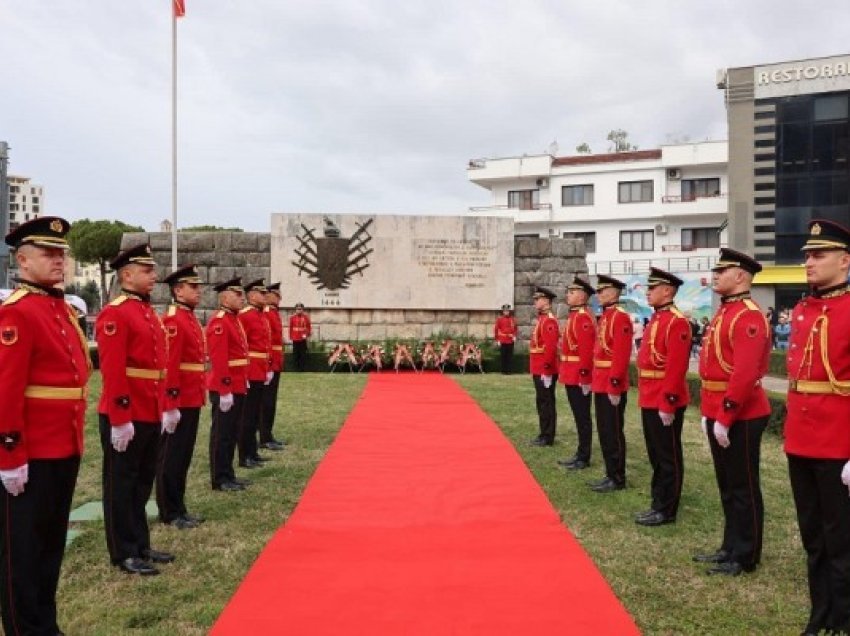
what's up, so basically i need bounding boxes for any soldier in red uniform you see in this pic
[289,302,312,372]
[785,219,850,635]
[589,274,633,493]
[556,277,596,470]
[0,218,90,635]
[259,283,285,451]
[238,280,273,468]
[529,287,560,447]
[97,243,173,575]
[156,265,207,530]
[634,268,691,526]
[694,248,770,576]
[494,304,518,374]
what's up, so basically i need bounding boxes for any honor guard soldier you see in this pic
[156,265,207,530]
[206,278,250,491]
[634,268,691,526]
[695,248,771,576]
[494,304,518,374]
[529,287,560,446]
[785,219,850,635]
[289,302,312,372]
[589,274,633,493]
[96,243,174,575]
[0,218,90,635]
[238,279,273,468]
[557,277,596,470]
[259,283,285,451]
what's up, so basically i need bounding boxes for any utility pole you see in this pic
[0,142,10,287]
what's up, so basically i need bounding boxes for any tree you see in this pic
[575,142,592,154]
[66,219,145,301]
[606,129,638,153]
[64,280,101,314]
[180,225,243,232]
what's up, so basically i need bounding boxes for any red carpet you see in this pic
[212,374,639,635]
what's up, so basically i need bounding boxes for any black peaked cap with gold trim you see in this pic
[596,274,626,291]
[109,243,156,271]
[163,264,203,286]
[266,282,281,294]
[5,216,71,250]
[213,277,242,293]
[244,279,267,293]
[802,219,850,252]
[532,286,556,301]
[567,276,595,296]
[711,248,762,275]
[647,267,684,288]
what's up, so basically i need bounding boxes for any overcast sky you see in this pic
[2,1,848,231]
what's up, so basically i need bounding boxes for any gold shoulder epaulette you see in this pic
[167,305,178,317]
[109,295,128,307]
[743,299,759,311]
[615,306,628,314]
[215,309,225,318]
[670,306,685,319]
[2,288,29,306]
[239,306,252,314]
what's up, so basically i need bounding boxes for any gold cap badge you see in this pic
[811,223,822,235]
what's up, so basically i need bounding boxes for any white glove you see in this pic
[608,393,621,406]
[659,411,675,427]
[541,375,552,389]
[713,421,731,449]
[264,371,274,385]
[701,417,708,436]
[0,464,28,496]
[161,409,181,434]
[841,460,850,495]
[111,423,135,453]
[580,384,591,396]
[219,393,234,413]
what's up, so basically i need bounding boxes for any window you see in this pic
[31,196,39,204]
[681,227,721,249]
[618,180,653,203]
[620,230,653,252]
[507,189,539,210]
[561,184,594,206]
[562,231,596,253]
[32,206,39,213]
[681,178,721,200]
[9,204,18,211]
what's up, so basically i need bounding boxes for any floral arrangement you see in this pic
[393,342,417,372]
[328,343,359,367]
[359,344,385,371]
[419,341,440,370]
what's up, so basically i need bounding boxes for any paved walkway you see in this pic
[688,359,788,393]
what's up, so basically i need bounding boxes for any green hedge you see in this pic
[769,350,787,378]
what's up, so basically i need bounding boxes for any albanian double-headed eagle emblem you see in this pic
[291,217,374,291]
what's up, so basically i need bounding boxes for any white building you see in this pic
[467,141,729,275]
[6,175,43,231]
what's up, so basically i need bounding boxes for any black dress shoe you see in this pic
[706,561,752,576]
[692,549,731,563]
[253,454,270,462]
[587,477,610,488]
[557,455,579,467]
[260,441,285,451]
[566,459,589,470]
[142,548,175,564]
[232,478,251,487]
[167,517,198,529]
[635,511,675,526]
[592,479,625,493]
[214,481,244,492]
[238,459,259,469]
[530,438,552,447]
[117,557,159,576]
[182,512,205,524]
[634,509,656,521]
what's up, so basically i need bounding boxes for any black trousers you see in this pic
[0,457,79,636]
[239,381,264,463]
[293,340,307,371]
[499,343,514,374]
[156,407,200,523]
[259,372,281,444]
[594,392,628,485]
[209,392,244,488]
[788,454,850,635]
[565,384,593,463]
[99,417,160,564]
[705,415,767,568]
[532,374,558,443]
[641,407,686,517]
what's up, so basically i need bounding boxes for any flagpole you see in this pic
[170,1,178,270]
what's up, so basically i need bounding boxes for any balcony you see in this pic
[589,254,719,275]
[661,193,726,203]
[468,203,553,223]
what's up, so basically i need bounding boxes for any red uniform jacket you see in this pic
[206,308,249,395]
[698,295,770,424]
[558,307,595,386]
[636,304,691,410]
[784,287,850,459]
[289,313,311,342]
[592,304,633,394]
[97,292,167,425]
[494,315,517,345]
[0,285,90,469]
[162,303,207,410]
[264,306,284,373]
[529,312,559,376]
[238,304,271,382]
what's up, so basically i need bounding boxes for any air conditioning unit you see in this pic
[667,168,681,180]
[654,223,669,235]
[535,177,549,188]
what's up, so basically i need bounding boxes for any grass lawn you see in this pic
[57,371,808,634]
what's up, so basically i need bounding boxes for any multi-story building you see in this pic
[718,53,850,310]
[6,175,43,231]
